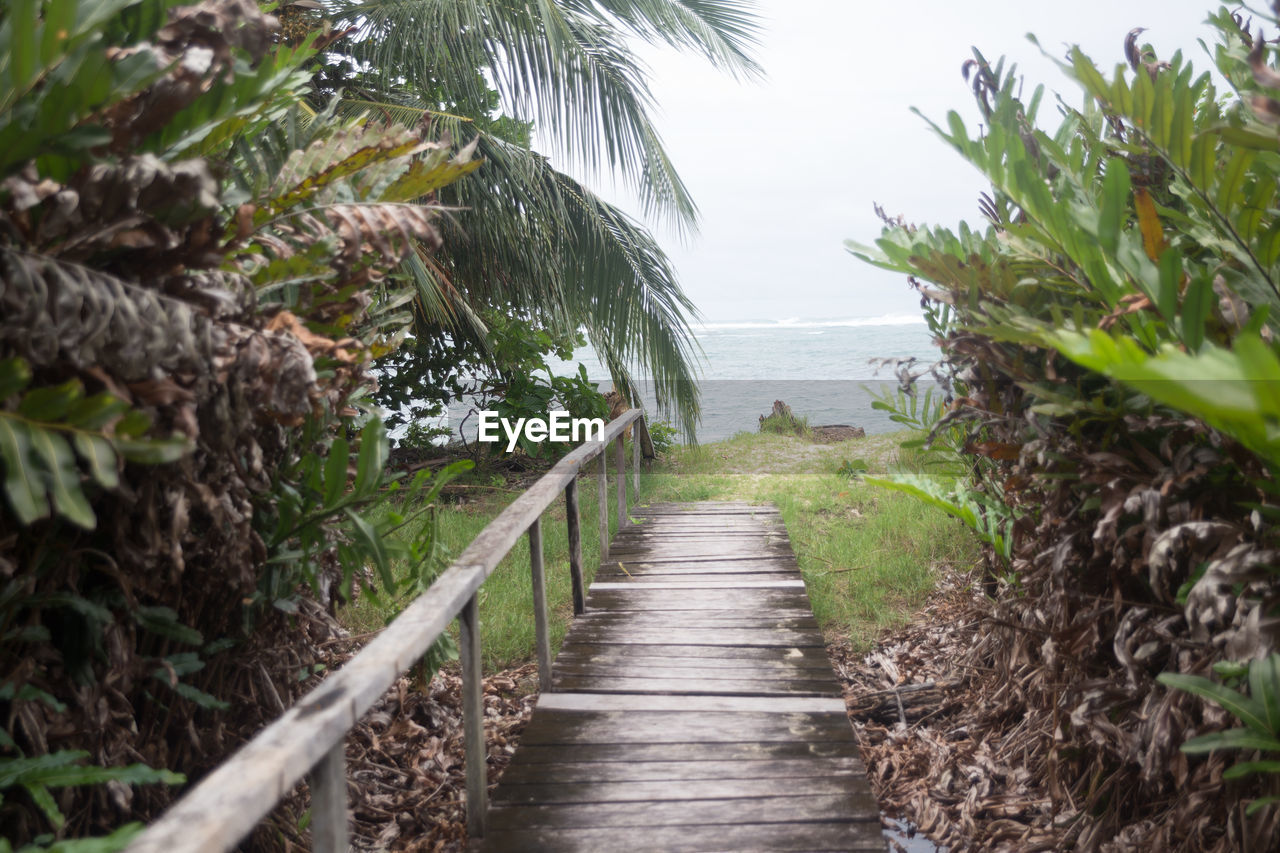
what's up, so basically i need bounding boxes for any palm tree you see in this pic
[322,0,764,436]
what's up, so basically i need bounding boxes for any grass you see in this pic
[342,460,637,670]
[339,429,977,671]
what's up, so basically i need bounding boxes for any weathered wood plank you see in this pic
[595,566,801,580]
[600,554,797,566]
[536,693,847,714]
[572,611,818,628]
[507,740,862,765]
[496,756,866,785]
[493,774,867,805]
[486,793,880,830]
[589,579,805,590]
[564,478,585,615]
[528,519,552,693]
[551,658,835,679]
[554,642,834,665]
[459,594,487,838]
[308,743,348,853]
[559,626,826,648]
[517,710,855,745]
[480,822,886,853]
[584,589,813,611]
[550,674,841,697]
[597,450,608,561]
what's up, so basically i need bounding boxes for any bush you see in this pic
[851,8,1280,846]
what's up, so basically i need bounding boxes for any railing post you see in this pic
[597,449,609,561]
[458,594,487,839]
[528,517,552,692]
[565,478,585,615]
[615,434,626,533]
[308,743,348,853]
[632,417,641,495]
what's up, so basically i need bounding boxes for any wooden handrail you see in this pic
[128,409,649,853]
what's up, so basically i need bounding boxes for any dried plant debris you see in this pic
[833,571,1280,852]
[279,658,538,853]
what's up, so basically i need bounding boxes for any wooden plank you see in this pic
[594,571,803,585]
[597,451,608,561]
[550,675,841,697]
[517,710,855,745]
[459,594,487,838]
[584,589,814,612]
[572,610,818,628]
[528,518,551,693]
[554,642,834,665]
[480,821,887,853]
[507,740,863,765]
[559,626,826,648]
[601,554,797,566]
[586,573,798,589]
[496,757,867,785]
[615,435,625,533]
[536,693,848,714]
[485,793,880,830]
[565,479,584,615]
[308,743,348,853]
[551,658,835,678]
[493,774,866,805]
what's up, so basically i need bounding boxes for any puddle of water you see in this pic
[882,817,947,852]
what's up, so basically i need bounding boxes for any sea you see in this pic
[535,314,943,443]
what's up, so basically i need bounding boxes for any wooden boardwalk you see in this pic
[479,501,885,852]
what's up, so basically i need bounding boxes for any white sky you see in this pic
[545,0,1234,323]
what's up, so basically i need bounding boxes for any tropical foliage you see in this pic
[312,0,765,437]
[0,0,473,845]
[853,7,1280,848]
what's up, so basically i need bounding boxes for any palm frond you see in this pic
[329,0,759,233]
[431,131,703,434]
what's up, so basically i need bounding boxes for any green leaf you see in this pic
[27,427,94,529]
[1246,795,1280,816]
[1159,673,1272,734]
[0,751,89,788]
[323,437,349,507]
[114,436,192,465]
[1097,160,1130,256]
[23,781,64,829]
[0,416,45,524]
[1179,727,1280,755]
[0,358,31,401]
[1224,759,1280,779]
[17,380,83,422]
[134,606,203,646]
[64,394,130,431]
[1156,248,1181,323]
[1250,654,1280,735]
[72,433,118,490]
[345,507,393,592]
[352,419,387,497]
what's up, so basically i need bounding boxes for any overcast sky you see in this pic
[547,1,1233,324]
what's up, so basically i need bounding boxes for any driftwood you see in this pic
[846,679,965,725]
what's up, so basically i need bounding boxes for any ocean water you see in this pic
[539,314,943,443]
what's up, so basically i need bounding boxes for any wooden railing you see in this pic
[128,410,650,853]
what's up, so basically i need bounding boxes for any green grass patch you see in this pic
[342,463,637,670]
